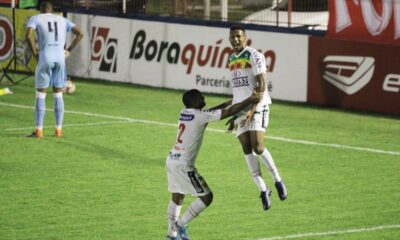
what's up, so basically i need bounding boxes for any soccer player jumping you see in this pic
[225,25,288,210]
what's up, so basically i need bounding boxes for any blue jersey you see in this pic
[27,13,75,64]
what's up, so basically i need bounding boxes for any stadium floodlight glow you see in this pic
[322,55,375,95]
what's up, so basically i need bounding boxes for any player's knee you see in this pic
[252,144,265,155]
[242,145,253,154]
[201,192,213,206]
[172,193,185,205]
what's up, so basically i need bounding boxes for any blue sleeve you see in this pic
[27,15,38,29]
[65,18,75,32]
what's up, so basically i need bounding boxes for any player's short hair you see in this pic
[182,89,201,108]
[40,1,53,12]
[230,25,246,34]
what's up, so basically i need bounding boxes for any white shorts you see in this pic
[166,154,211,197]
[235,104,270,138]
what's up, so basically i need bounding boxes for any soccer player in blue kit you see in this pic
[26,1,83,138]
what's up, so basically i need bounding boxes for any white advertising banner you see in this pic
[67,13,309,102]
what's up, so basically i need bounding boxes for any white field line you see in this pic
[251,224,400,240]
[3,120,131,131]
[1,102,400,156]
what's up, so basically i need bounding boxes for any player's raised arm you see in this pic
[220,91,260,120]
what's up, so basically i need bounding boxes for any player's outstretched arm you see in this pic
[240,104,256,127]
[208,99,232,111]
[225,115,238,133]
[220,91,260,120]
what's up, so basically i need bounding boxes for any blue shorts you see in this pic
[35,62,67,89]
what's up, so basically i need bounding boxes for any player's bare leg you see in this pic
[238,132,271,210]
[250,131,287,201]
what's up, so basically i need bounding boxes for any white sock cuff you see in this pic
[169,200,181,209]
[261,149,270,156]
[244,153,257,161]
[53,92,63,98]
[36,91,46,99]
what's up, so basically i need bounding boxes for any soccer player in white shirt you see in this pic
[224,25,288,211]
[166,89,260,240]
[26,1,83,138]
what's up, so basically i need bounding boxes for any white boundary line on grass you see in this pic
[3,120,131,131]
[251,224,400,240]
[1,102,400,156]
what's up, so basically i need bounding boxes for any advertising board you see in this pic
[67,14,309,102]
[308,36,400,115]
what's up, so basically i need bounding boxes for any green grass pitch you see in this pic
[1,75,399,240]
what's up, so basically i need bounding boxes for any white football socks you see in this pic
[177,198,207,226]
[245,153,267,192]
[167,200,182,236]
[259,148,282,183]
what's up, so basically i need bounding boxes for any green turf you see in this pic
[1,75,399,240]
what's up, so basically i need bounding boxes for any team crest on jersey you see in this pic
[229,59,251,71]
[179,114,195,121]
[232,76,249,88]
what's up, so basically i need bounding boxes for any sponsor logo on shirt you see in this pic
[232,76,249,88]
[188,171,205,193]
[232,70,241,78]
[168,152,181,159]
[179,114,195,121]
[252,51,264,71]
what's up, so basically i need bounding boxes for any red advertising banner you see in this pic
[327,0,400,45]
[0,0,19,3]
[308,36,400,115]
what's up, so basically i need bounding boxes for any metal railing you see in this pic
[11,0,328,30]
